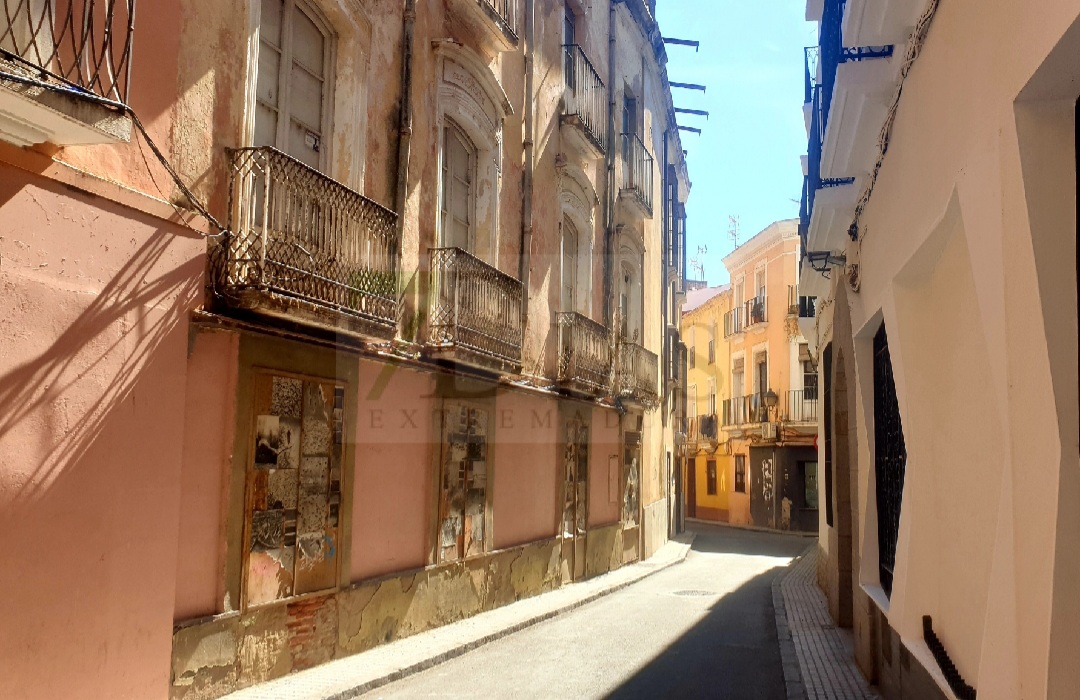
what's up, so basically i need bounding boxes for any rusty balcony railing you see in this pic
[220,146,399,336]
[616,340,658,407]
[620,132,654,216]
[744,294,767,327]
[0,0,135,102]
[480,0,516,37]
[562,44,606,153]
[429,247,524,367]
[556,312,612,393]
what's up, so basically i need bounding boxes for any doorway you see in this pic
[561,415,590,581]
[686,456,697,519]
[622,431,641,563]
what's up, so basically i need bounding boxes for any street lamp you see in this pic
[764,389,778,409]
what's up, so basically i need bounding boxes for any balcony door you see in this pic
[561,218,579,313]
[255,0,332,171]
[441,120,476,252]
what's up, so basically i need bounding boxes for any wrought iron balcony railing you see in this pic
[616,340,658,407]
[0,0,135,102]
[722,393,775,426]
[562,44,606,154]
[480,0,516,38]
[786,388,819,423]
[723,306,743,337]
[620,133,654,216]
[429,246,524,367]
[788,285,817,318]
[556,312,612,393]
[219,146,399,336]
[744,295,767,327]
[721,397,746,427]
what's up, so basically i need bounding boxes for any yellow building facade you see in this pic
[718,219,818,532]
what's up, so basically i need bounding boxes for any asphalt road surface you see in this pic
[362,523,811,700]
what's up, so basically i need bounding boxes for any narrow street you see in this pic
[363,524,811,700]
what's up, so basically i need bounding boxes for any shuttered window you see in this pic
[255,0,331,170]
[441,120,475,251]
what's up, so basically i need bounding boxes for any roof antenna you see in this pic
[728,215,740,249]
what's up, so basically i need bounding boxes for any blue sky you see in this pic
[656,0,818,286]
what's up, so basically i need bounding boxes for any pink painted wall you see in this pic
[588,406,621,527]
[174,330,239,619]
[0,166,205,699]
[492,391,559,549]
[350,360,434,581]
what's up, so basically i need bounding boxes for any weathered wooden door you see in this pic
[622,433,641,564]
[686,456,697,519]
[561,418,589,580]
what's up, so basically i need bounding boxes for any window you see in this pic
[734,454,747,493]
[801,344,818,400]
[688,384,697,419]
[618,244,643,341]
[803,462,819,509]
[732,356,744,398]
[708,338,715,365]
[873,324,906,597]
[246,373,344,607]
[706,460,717,496]
[441,120,475,251]
[755,266,766,299]
[708,379,716,415]
[561,218,579,312]
[438,403,491,563]
[622,95,637,136]
[255,0,333,170]
[688,327,696,369]
[563,3,576,88]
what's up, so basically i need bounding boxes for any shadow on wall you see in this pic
[0,228,204,513]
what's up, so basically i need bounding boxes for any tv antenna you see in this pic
[728,215,741,249]
[690,244,707,281]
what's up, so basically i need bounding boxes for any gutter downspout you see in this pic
[519,0,535,326]
[661,128,669,424]
[394,0,417,336]
[602,0,618,331]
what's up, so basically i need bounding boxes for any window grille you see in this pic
[873,325,906,597]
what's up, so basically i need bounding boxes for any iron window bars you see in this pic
[0,0,135,102]
[873,324,906,597]
[221,146,399,333]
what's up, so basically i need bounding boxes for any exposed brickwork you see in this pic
[287,595,337,671]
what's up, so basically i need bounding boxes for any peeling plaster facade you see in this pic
[0,0,690,698]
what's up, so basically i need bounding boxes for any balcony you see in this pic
[616,341,659,408]
[556,312,612,395]
[842,0,924,46]
[560,44,607,158]
[619,133,654,217]
[698,413,719,441]
[744,295,767,329]
[428,247,524,372]
[786,389,819,424]
[723,306,743,338]
[788,286,817,318]
[0,0,134,146]
[216,147,399,340]
[451,0,518,53]
[721,394,774,428]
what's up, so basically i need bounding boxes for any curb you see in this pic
[322,533,697,699]
[772,545,815,700]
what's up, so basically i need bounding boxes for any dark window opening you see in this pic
[874,324,906,597]
[734,454,746,493]
[706,460,717,495]
[824,344,834,527]
[803,461,819,510]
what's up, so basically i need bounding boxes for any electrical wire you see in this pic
[0,67,227,236]
[848,0,941,248]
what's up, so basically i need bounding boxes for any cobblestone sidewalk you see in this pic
[774,547,879,700]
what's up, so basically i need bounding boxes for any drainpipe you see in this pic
[602,0,618,330]
[394,0,416,275]
[519,0,535,326]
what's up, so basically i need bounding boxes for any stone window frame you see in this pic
[433,40,513,268]
[557,162,599,317]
